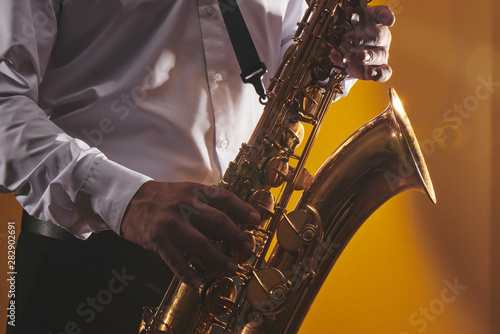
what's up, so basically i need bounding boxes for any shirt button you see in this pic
[206,6,215,16]
[214,72,223,82]
[219,138,229,148]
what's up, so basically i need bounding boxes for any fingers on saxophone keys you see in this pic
[190,205,255,258]
[203,185,261,225]
[364,5,396,27]
[185,227,241,276]
[159,225,241,288]
[342,47,391,82]
[343,25,391,48]
[193,185,257,252]
[365,64,393,82]
[158,241,202,288]
[361,47,388,66]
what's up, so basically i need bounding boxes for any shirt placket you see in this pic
[197,0,242,174]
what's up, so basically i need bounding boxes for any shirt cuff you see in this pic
[335,77,357,101]
[81,156,152,236]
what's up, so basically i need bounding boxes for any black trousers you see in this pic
[7,229,174,334]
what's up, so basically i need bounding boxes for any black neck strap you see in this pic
[218,0,268,101]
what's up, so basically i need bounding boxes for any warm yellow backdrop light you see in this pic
[297,0,496,333]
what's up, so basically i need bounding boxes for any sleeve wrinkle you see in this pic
[80,156,101,196]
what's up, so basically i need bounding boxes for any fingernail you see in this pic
[250,211,261,223]
[363,50,372,64]
[226,261,238,274]
[370,68,378,78]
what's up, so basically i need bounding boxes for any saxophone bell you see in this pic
[246,87,436,333]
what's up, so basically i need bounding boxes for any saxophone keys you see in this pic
[276,208,321,253]
[357,0,368,10]
[202,277,237,317]
[231,232,257,264]
[291,167,313,191]
[246,268,288,315]
[278,121,305,149]
[262,157,289,187]
[247,189,275,219]
[302,85,323,117]
[138,307,157,334]
[312,56,334,81]
[350,12,361,26]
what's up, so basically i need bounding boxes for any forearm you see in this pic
[0,0,151,238]
[0,92,151,239]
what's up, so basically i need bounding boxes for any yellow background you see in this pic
[298,0,498,333]
[1,0,498,333]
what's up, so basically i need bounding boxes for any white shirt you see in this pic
[0,0,353,238]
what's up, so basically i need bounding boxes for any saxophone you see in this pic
[139,0,436,333]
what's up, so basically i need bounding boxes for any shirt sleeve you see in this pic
[0,0,151,238]
[280,0,308,57]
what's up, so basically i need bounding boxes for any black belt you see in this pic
[21,210,80,242]
[20,210,164,263]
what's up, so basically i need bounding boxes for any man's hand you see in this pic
[121,181,258,288]
[340,5,395,82]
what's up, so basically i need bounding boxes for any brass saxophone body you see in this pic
[139,0,436,333]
